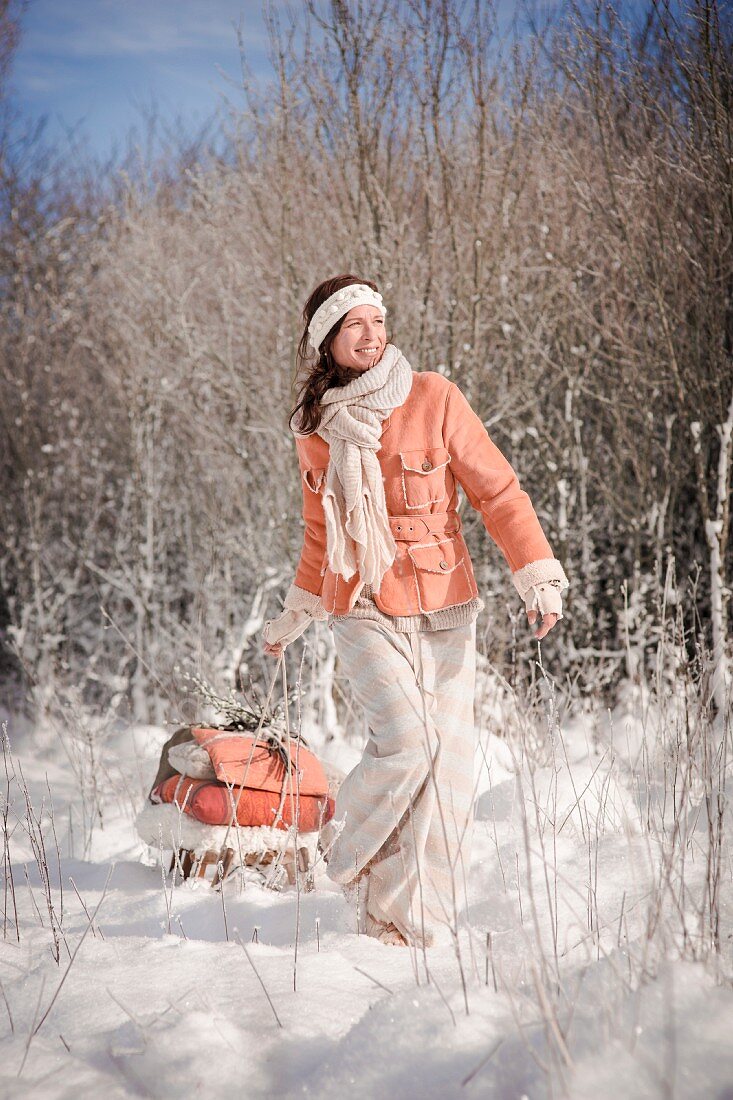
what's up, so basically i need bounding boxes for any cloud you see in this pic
[16,69,79,94]
[13,55,85,95]
[22,0,269,60]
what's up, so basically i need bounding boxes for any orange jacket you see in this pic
[290,370,566,617]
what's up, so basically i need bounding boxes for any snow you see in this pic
[1,680,732,1099]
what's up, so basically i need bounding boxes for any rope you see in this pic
[220,652,283,850]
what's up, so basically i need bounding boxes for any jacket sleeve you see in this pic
[442,381,569,600]
[282,436,329,620]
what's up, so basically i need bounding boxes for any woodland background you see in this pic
[0,0,731,731]
[0,5,731,1094]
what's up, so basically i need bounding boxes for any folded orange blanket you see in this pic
[190,727,329,797]
[154,774,334,832]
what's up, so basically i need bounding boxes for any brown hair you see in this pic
[289,274,383,435]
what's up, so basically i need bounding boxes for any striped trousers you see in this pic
[325,617,477,947]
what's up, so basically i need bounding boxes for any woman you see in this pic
[263,274,569,948]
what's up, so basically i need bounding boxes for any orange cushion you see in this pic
[154,774,333,832]
[190,727,329,797]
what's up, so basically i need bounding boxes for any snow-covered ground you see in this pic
[1,673,732,1099]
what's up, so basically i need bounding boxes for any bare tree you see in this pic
[0,0,730,725]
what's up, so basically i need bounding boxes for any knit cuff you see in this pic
[511,558,569,601]
[283,584,328,621]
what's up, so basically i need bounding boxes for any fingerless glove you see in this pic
[523,578,564,619]
[263,607,312,648]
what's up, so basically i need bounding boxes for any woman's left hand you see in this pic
[523,581,563,639]
[527,609,559,640]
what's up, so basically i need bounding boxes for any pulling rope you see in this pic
[220,652,284,851]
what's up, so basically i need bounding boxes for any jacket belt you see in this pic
[389,511,462,543]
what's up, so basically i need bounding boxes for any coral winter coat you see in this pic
[290,370,565,618]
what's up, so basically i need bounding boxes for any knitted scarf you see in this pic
[309,343,413,590]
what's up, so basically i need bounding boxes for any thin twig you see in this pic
[32,864,114,1038]
[234,931,283,1028]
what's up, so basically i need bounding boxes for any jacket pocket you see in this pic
[303,466,327,494]
[407,534,474,612]
[399,446,451,511]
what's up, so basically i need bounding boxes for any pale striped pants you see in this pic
[326,617,477,947]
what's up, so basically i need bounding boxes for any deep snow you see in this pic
[1,675,732,1100]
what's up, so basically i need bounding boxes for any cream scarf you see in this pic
[304,343,413,590]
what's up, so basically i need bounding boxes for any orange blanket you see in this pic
[190,727,329,797]
[154,774,333,832]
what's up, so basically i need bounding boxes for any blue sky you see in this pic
[8,1,664,165]
[9,1,273,161]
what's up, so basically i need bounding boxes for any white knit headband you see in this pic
[307,283,386,352]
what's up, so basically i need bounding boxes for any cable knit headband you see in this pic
[307,283,386,352]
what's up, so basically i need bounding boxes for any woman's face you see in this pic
[329,305,386,372]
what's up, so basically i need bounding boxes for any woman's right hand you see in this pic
[262,607,313,656]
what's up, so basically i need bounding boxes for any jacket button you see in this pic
[439,560,449,570]
[421,460,432,471]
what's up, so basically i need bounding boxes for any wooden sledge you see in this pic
[169,843,312,889]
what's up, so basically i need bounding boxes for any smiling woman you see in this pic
[330,304,386,372]
[262,273,570,948]
[287,276,387,436]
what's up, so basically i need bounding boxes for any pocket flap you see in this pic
[303,467,327,493]
[399,446,451,475]
[407,537,464,573]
